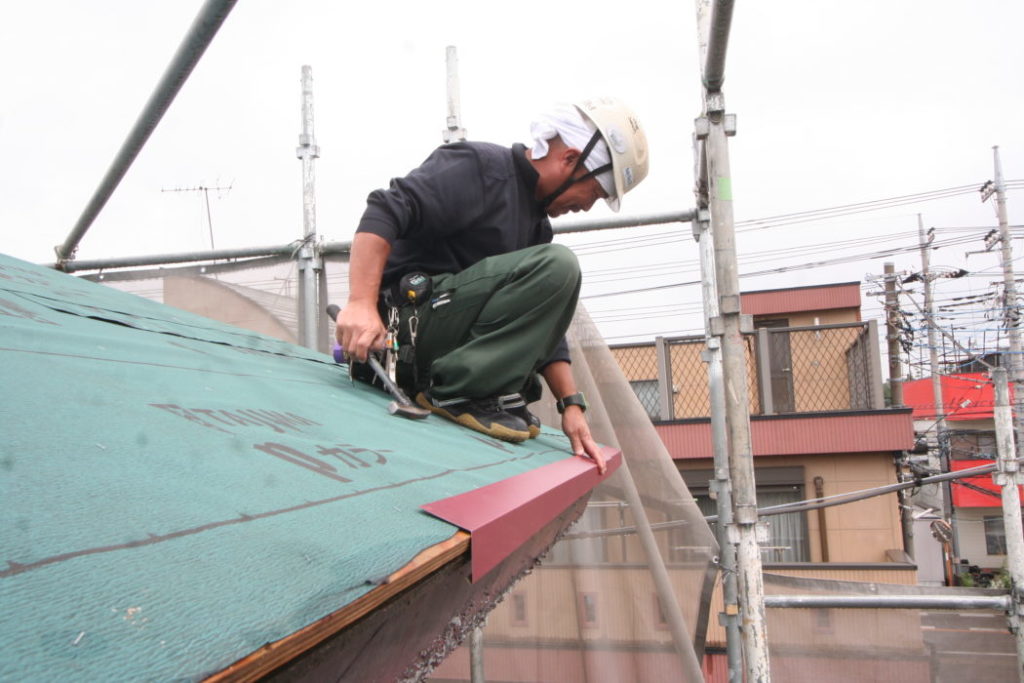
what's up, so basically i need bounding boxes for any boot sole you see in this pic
[416,393,530,443]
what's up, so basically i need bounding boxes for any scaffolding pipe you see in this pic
[992,367,1024,680]
[703,0,735,91]
[76,255,291,283]
[53,210,688,274]
[696,204,743,679]
[567,460,1012,541]
[443,46,468,143]
[704,97,770,683]
[694,1,768,677]
[566,460,1018,541]
[469,624,485,683]
[54,0,238,267]
[53,243,304,273]
[553,209,696,234]
[765,594,1011,611]
[617,460,706,680]
[296,65,322,351]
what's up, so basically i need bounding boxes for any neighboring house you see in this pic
[164,274,299,344]
[903,371,1019,579]
[610,281,920,660]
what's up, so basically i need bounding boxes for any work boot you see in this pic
[416,391,530,443]
[498,394,542,439]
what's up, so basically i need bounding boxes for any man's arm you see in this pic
[336,232,391,362]
[541,360,607,474]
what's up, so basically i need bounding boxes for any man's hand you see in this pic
[339,232,392,362]
[561,405,607,475]
[336,299,386,362]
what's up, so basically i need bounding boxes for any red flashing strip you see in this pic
[421,446,621,582]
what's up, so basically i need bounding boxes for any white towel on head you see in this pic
[530,103,614,198]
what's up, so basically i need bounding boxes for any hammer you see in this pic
[326,304,430,420]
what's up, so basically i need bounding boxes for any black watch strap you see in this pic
[556,392,588,414]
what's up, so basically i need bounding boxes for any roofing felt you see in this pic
[0,252,608,680]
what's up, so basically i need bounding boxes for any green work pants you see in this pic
[400,243,581,401]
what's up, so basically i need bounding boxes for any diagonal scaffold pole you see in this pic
[54,0,239,268]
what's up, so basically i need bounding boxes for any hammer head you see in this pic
[387,400,431,420]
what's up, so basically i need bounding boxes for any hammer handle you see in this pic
[326,304,417,407]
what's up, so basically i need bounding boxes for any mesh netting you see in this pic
[430,307,719,682]
[760,574,1016,682]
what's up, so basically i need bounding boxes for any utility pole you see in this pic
[982,146,1023,460]
[295,65,324,351]
[885,262,915,558]
[884,262,904,407]
[918,214,957,561]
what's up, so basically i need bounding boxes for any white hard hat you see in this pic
[573,97,649,212]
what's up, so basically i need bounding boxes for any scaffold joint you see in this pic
[694,117,710,140]
[724,113,737,137]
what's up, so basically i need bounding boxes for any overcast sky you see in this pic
[2,1,1022,343]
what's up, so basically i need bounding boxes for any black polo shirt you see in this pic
[356,142,552,287]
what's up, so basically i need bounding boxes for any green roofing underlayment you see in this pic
[0,252,579,681]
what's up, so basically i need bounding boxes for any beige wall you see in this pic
[478,563,920,654]
[164,276,296,344]
[678,452,904,563]
[763,307,860,327]
[611,342,760,419]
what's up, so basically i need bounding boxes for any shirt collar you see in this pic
[511,143,540,194]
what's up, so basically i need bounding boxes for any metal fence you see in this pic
[611,321,884,421]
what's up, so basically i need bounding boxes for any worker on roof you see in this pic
[336,97,649,473]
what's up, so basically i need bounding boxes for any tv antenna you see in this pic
[161,181,233,250]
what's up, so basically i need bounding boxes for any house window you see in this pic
[578,592,599,627]
[985,516,1008,555]
[653,594,669,630]
[685,467,810,563]
[629,379,661,420]
[510,592,528,626]
[814,608,833,633]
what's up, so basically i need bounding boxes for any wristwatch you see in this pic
[556,392,588,414]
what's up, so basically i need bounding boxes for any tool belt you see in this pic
[352,272,433,396]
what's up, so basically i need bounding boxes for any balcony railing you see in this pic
[612,321,885,421]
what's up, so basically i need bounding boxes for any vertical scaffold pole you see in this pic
[992,367,1024,681]
[694,1,770,680]
[695,209,743,680]
[443,46,467,144]
[296,65,323,350]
